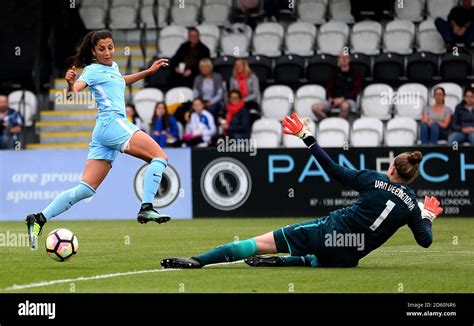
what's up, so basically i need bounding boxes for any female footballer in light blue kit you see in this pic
[26,30,170,249]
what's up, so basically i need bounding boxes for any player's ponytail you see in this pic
[394,151,423,184]
[71,30,113,67]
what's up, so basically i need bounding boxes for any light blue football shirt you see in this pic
[77,62,126,119]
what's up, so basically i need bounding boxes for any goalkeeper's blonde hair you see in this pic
[394,151,423,184]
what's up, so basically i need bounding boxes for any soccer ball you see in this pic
[45,228,78,262]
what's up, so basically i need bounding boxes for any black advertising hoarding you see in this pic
[192,147,474,217]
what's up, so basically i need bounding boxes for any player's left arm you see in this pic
[408,196,443,248]
[123,59,169,85]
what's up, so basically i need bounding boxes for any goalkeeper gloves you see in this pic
[419,196,443,223]
[282,113,313,140]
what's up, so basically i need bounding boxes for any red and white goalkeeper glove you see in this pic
[419,196,443,223]
[281,113,313,139]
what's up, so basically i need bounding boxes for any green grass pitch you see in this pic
[0,218,473,293]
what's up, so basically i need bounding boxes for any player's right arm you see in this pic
[65,66,87,93]
[408,196,443,248]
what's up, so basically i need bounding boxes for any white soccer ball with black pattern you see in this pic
[45,228,78,262]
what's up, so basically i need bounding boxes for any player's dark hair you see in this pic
[72,30,114,67]
[394,151,423,184]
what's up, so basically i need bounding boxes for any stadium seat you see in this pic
[213,56,236,84]
[350,53,372,81]
[109,0,139,29]
[440,52,472,82]
[8,90,37,127]
[165,87,194,106]
[351,20,382,55]
[328,0,354,23]
[297,0,327,24]
[373,53,405,84]
[395,83,428,120]
[251,118,281,148]
[317,21,350,56]
[385,117,418,146]
[427,0,457,20]
[417,19,446,54]
[350,117,384,147]
[79,0,109,30]
[383,20,415,55]
[294,84,326,118]
[273,55,305,86]
[196,24,220,58]
[406,52,439,84]
[317,117,350,148]
[158,25,188,58]
[202,0,231,26]
[220,24,251,57]
[285,22,317,57]
[133,88,164,125]
[283,119,316,148]
[429,83,463,113]
[394,0,425,22]
[307,54,337,85]
[170,0,200,26]
[261,85,294,120]
[140,0,169,28]
[247,55,273,86]
[253,23,284,57]
[361,84,393,120]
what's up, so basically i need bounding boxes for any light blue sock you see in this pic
[142,158,168,204]
[42,181,96,220]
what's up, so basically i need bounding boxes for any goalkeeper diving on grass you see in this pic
[161,113,443,269]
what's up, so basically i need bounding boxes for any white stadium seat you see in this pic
[385,117,418,146]
[317,117,350,148]
[294,85,326,119]
[317,21,349,56]
[383,19,415,54]
[109,0,139,29]
[202,0,231,26]
[351,20,382,55]
[251,118,281,148]
[361,84,394,120]
[285,22,317,56]
[395,83,428,120]
[158,25,188,58]
[133,88,164,125]
[8,90,37,127]
[429,83,463,113]
[417,19,446,54]
[196,24,220,58]
[140,0,170,28]
[283,119,316,148]
[170,0,200,26]
[427,0,457,20]
[297,0,327,25]
[220,24,252,57]
[79,0,108,30]
[261,85,294,120]
[165,87,194,106]
[253,22,284,57]
[394,0,425,22]
[350,117,384,147]
[329,0,354,23]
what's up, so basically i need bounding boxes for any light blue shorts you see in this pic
[88,117,140,163]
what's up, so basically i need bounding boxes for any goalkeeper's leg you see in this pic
[244,254,320,267]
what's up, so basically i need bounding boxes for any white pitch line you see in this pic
[3,260,244,291]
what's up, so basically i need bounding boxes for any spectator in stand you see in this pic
[193,58,224,117]
[219,90,251,140]
[311,52,362,121]
[169,27,210,88]
[420,87,452,145]
[183,97,216,147]
[435,0,474,50]
[229,58,260,118]
[448,87,474,145]
[151,102,180,148]
[234,0,260,27]
[0,94,23,149]
[126,103,144,130]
